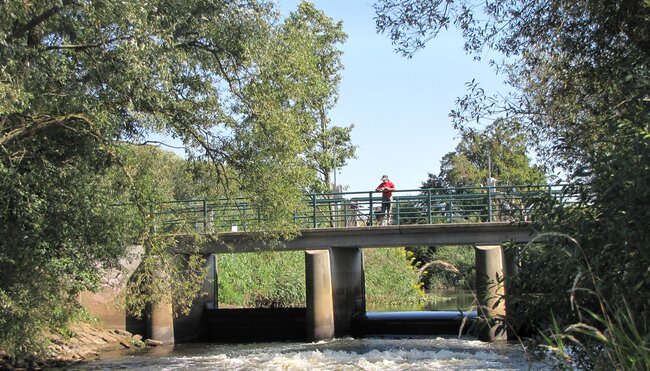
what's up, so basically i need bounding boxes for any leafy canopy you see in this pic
[0,0,352,356]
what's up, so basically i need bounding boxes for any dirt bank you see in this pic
[0,323,164,370]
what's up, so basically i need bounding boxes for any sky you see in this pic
[277,0,506,193]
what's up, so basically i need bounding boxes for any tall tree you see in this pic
[375,0,650,366]
[0,0,346,356]
[282,1,356,193]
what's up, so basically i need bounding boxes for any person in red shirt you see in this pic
[375,175,396,225]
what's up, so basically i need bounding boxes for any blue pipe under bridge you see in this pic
[153,183,578,233]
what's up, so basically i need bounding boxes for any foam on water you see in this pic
[81,336,550,370]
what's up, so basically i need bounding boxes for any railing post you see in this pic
[447,198,453,223]
[487,186,493,222]
[427,190,432,224]
[369,192,374,226]
[312,194,317,228]
[395,197,399,225]
[203,199,208,233]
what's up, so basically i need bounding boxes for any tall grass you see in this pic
[218,251,306,308]
[516,233,650,370]
[217,248,423,309]
[364,248,424,308]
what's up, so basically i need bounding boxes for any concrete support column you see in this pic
[145,260,175,344]
[305,250,335,341]
[147,300,175,344]
[329,248,365,337]
[474,244,506,341]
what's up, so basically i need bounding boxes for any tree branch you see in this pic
[8,0,76,42]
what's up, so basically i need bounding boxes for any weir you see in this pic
[81,222,535,344]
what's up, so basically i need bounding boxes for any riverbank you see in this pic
[0,323,163,370]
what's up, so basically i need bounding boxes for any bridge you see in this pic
[83,184,577,344]
[155,183,571,232]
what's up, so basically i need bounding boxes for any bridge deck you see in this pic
[188,222,535,254]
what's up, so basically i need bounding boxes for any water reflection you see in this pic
[368,289,475,312]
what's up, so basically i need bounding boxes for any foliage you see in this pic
[0,130,130,356]
[234,1,356,194]
[0,0,350,357]
[364,248,424,308]
[528,235,650,370]
[408,246,475,291]
[425,119,545,189]
[283,2,356,193]
[217,251,306,308]
[374,1,649,366]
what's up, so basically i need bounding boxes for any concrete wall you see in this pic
[78,245,146,336]
[78,246,216,344]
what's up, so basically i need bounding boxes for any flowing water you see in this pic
[75,290,549,370]
[77,336,549,370]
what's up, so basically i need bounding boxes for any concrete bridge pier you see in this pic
[146,268,175,344]
[147,301,174,344]
[474,244,507,341]
[305,250,335,341]
[329,248,366,337]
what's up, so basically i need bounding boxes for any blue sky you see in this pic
[278,0,506,192]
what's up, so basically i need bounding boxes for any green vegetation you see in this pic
[408,246,474,291]
[424,120,546,190]
[218,251,306,308]
[364,248,423,308]
[376,0,649,368]
[217,248,423,310]
[0,0,354,359]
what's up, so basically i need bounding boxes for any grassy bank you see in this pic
[217,248,423,308]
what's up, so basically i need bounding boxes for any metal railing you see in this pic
[150,183,579,233]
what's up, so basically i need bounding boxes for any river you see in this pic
[75,336,548,370]
[73,290,550,370]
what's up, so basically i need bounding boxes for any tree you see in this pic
[433,120,545,188]
[234,2,355,192]
[282,2,356,193]
[375,0,650,366]
[0,0,345,357]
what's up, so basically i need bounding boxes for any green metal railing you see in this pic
[151,183,579,233]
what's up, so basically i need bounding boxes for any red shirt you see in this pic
[376,181,395,198]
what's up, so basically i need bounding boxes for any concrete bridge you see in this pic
[83,183,576,345]
[130,222,534,344]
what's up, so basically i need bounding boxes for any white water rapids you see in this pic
[78,336,551,370]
